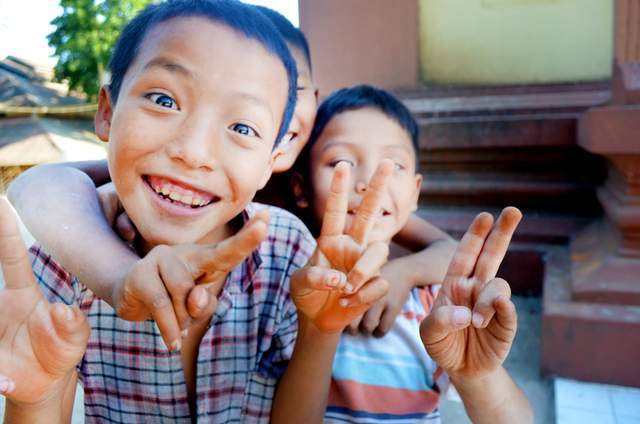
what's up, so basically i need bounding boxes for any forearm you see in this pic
[393,238,457,288]
[271,317,340,424]
[65,159,111,186]
[452,367,533,424]
[8,164,137,304]
[4,371,77,424]
[393,213,453,252]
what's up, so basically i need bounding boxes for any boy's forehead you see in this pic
[289,44,311,79]
[120,16,288,105]
[319,108,415,154]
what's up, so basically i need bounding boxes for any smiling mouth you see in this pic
[144,175,220,209]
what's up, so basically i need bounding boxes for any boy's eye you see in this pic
[328,159,355,168]
[230,123,259,137]
[145,93,178,110]
[394,162,405,171]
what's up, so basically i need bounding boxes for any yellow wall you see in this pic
[419,0,613,85]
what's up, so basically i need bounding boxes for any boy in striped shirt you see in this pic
[287,85,533,423]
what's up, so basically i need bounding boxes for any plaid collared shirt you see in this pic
[29,204,315,423]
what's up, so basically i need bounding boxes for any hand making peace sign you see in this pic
[0,199,90,407]
[420,207,522,380]
[112,209,270,351]
[291,160,393,334]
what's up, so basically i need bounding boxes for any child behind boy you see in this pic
[287,85,533,423]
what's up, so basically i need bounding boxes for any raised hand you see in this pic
[112,209,270,350]
[291,160,393,333]
[346,258,415,336]
[0,199,90,406]
[420,207,522,380]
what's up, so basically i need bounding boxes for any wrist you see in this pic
[449,366,505,399]
[298,314,343,342]
[5,371,75,421]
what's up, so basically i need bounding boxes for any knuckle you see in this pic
[151,293,170,309]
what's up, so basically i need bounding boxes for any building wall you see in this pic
[299,0,419,96]
[419,0,613,85]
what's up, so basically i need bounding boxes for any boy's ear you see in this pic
[95,86,113,143]
[290,172,310,209]
[411,173,423,212]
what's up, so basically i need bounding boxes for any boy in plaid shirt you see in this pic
[0,1,391,422]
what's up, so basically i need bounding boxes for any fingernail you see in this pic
[170,339,182,352]
[472,312,484,328]
[344,283,354,294]
[339,298,350,308]
[181,329,189,338]
[326,274,339,288]
[453,309,470,326]
[196,291,207,309]
[64,304,74,321]
[0,379,13,393]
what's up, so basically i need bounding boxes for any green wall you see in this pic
[419,0,613,85]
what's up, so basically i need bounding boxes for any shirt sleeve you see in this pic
[28,244,92,309]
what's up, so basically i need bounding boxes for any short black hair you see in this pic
[304,85,419,163]
[254,5,312,72]
[108,0,297,146]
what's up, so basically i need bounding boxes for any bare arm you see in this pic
[65,159,111,186]
[393,213,452,252]
[7,163,137,304]
[453,367,533,424]
[271,318,340,424]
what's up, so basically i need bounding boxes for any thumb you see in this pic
[420,305,471,347]
[50,303,91,349]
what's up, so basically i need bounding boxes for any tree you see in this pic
[48,0,152,101]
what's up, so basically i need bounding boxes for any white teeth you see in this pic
[150,180,210,207]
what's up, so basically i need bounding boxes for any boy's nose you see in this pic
[166,125,217,171]
[355,181,367,193]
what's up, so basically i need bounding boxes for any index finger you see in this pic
[0,199,38,291]
[188,209,270,281]
[348,159,393,245]
[319,162,350,238]
[473,207,522,283]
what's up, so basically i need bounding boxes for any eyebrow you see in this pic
[320,140,413,154]
[142,57,193,78]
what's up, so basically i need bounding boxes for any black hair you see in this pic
[107,0,297,146]
[300,85,419,170]
[253,5,312,72]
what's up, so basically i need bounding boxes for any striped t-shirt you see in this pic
[326,286,447,423]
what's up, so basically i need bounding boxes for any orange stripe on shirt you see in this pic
[329,379,440,415]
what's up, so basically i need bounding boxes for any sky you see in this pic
[0,0,299,68]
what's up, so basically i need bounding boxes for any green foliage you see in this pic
[48,0,153,101]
